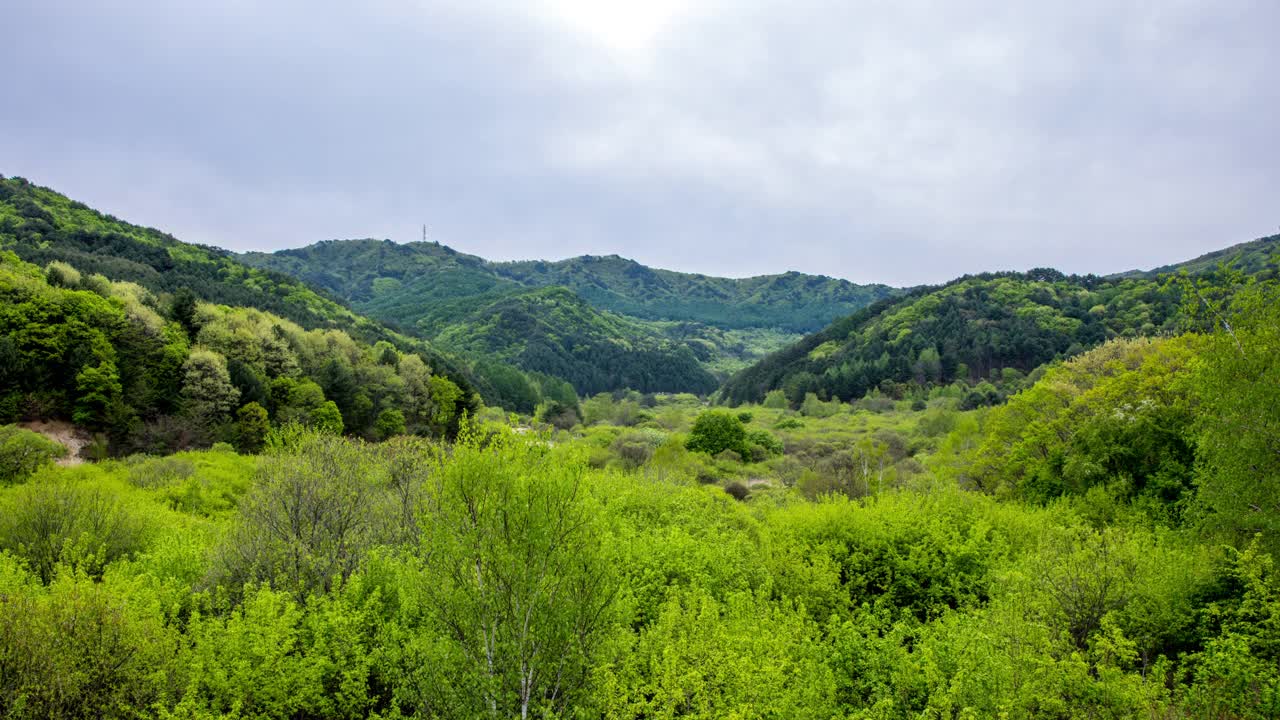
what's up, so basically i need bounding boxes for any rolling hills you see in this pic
[240,238,895,394]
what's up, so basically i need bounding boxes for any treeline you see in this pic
[243,242,724,396]
[0,251,477,452]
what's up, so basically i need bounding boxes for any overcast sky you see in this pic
[2,1,1276,286]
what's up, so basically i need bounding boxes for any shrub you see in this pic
[0,425,66,484]
[687,410,749,459]
[0,477,148,583]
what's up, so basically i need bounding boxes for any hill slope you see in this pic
[0,174,543,412]
[434,286,719,396]
[722,237,1280,407]
[490,254,894,332]
[1111,233,1280,279]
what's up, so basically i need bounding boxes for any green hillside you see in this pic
[240,239,858,391]
[434,286,719,396]
[0,249,478,451]
[0,177,389,340]
[1112,232,1280,279]
[722,239,1279,407]
[491,254,895,331]
[0,175,568,413]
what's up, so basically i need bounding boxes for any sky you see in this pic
[2,0,1276,287]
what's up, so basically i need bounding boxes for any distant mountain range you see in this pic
[239,238,895,394]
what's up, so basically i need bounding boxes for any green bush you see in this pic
[0,425,66,484]
[686,410,750,459]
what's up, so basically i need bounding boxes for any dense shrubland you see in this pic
[2,269,1278,717]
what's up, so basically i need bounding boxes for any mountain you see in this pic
[243,240,893,334]
[0,174,550,414]
[433,286,719,396]
[1110,233,1280,279]
[721,237,1280,407]
[239,239,894,394]
[0,177,390,341]
[490,254,894,332]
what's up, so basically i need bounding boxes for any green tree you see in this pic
[427,374,463,435]
[1192,279,1280,551]
[181,348,240,426]
[686,410,749,459]
[235,402,270,454]
[406,431,616,718]
[169,287,200,340]
[762,389,789,409]
[310,400,344,435]
[73,360,123,428]
[373,408,406,440]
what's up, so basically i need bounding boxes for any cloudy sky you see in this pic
[3,1,1276,286]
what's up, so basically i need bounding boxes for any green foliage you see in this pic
[0,557,179,719]
[595,589,838,718]
[241,238,893,337]
[686,409,750,459]
[0,473,148,583]
[310,400,345,435]
[1190,278,1280,552]
[721,268,1204,406]
[406,428,615,717]
[214,433,399,598]
[0,425,66,484]
[0,177,485,424]
[235,401,270,453]
[434,286,720,396]
[961,337,1201,516]
[372,407,406,439]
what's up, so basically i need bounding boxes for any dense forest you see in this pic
[0,176,599,414]
[0,250,480,453]
[1,173,1279,718]
[719,242,1279,407]
[243,239,892,333]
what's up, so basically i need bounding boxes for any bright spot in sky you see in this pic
[538,0,694,55]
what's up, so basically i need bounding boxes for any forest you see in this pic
[1,174,1279,718]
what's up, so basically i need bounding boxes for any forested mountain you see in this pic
[433,286,719,396]
[0,249,477,452]
[0,177,391,342]
[0,174,574,415]
[490,254,894,331]
[243,239,893,333]
[1111,232,1280,279]
[240,238,893,393]
[721,246,1278,407]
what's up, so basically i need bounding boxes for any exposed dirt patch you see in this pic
[17,420,90,466]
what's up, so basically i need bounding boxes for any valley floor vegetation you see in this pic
[2,274,1280,719]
